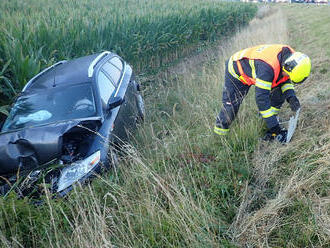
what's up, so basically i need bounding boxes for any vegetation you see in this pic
[0,0,256,106]
[1,2,329,248]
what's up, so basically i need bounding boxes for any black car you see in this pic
[0,51,144,197]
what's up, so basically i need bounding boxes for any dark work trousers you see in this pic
[216,62,286,129]
[216,62,250,129]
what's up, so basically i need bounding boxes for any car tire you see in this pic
[135,93,145,122]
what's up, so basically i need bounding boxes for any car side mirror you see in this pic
[107,96,124,110]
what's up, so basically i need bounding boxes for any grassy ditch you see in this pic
[0,3,329,248]
[229,4,330,247]
[0,0,256,106]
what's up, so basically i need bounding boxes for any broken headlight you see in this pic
[57,150,100,192]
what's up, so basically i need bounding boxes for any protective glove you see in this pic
[287,96,300,112]
[263,125,288,143]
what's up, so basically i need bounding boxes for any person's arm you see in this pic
[279,46,300,112]
[280,80,295,99]
[255,87,279,129]
[254,61,279,129]
[280,80,301,112]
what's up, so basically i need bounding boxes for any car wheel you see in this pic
[136,93,145,122]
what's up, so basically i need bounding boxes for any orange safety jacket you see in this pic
[228,44,295,88]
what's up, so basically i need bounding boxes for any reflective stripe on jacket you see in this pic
[228,44,295,88]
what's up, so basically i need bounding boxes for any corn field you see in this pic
[0,0,256,106]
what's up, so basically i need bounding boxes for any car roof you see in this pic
[24,53,104,92]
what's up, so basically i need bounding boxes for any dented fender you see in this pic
[0,119,100,176]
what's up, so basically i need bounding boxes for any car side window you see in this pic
[97,71,116,107]
[109,57,123,70]
[101,57,123,86]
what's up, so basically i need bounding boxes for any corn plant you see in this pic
[0,0,257,107]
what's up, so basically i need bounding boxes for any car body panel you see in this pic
[0,118,101,175]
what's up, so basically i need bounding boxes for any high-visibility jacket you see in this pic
[227,44,296,129]
[228,44,295,88]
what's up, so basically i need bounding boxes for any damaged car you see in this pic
[0,51,145,197]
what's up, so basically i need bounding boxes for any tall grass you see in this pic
[0,4,274,247]
[1,3,329,248]
[229,5,330,247]
[0,0,256,105]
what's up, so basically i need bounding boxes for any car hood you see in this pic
[0,118,100,176]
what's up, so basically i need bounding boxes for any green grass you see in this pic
[0,0,256,105]
[1,3,329,248]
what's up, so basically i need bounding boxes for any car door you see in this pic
[101,56,135,144]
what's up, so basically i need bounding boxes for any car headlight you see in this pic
[57,150,101,192]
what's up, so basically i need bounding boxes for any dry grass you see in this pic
[227,5,330,247]
[1,4,329,248]
[127,6,330,247]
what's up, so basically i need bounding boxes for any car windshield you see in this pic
[2,84,97,132]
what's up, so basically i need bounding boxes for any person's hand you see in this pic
[287,96,300,112]
[275,128,288,143]
[263,125,287,143]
